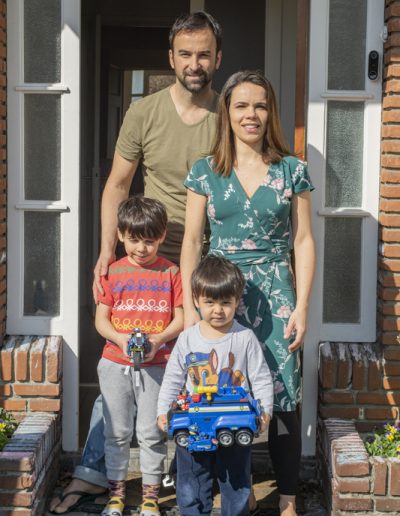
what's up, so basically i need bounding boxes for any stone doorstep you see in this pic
[0,412,61,515]
[60,439,316,480]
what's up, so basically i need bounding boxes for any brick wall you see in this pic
[318,0,400,433]
[0,336,62,414]
[379,0,400,393]
[0,413,60,515]
[0,0,6,339]
[318,418,400,515]
[319,342,399,432]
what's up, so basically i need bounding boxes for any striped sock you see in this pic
[109,479,126,500]
[142,483,160,501]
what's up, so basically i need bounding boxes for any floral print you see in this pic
[184,155,314,412]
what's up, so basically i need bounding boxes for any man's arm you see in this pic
[93,151,139,301]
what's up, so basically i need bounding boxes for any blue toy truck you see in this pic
[168,385,262,452]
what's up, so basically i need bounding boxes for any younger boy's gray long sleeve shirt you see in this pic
[157,320,274,417]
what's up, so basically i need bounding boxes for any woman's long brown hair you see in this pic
[211,70,291,176]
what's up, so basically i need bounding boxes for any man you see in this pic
[50,12,222,515]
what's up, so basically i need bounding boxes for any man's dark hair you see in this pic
[169,11,222,52]
[117,195,167,239]
[191,255,245,301]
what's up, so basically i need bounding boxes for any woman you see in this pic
[180,70,315,516]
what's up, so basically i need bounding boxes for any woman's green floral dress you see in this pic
[184,155,314,412]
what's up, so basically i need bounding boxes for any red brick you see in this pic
[0,473,34,489]
[0,451,34,472]
[376,498,400,512]
[380,316,400,331]
[383,362,400,375]
[383,95,400,108]
[13,383,60,396]
[366,352,381,391]
[15,337,31,381]
[337,477,370,493]
[320,391,354,404]
[390,457,400,495]
[320,407,360,419]
[382,124,400,138]
[349,344,366,389]
[46,336,62,383]
[357,391,400,405]
[383,109,400,123]
[380,287,400,300]
[382,228,400,241]
[381,301,400,314]
[383,376,400,389]
[379,272,400,287]
[0,343,13,381]
[383,347,400,360]
[373,457,387,495]
[381,243,400,257]
[336,343,351,389]
[381,168,400,183]
[333,495,373,511]
[30,337,46,382]
[380,183,400,199]
[365,407,399,419]
[388,18,400,32]
[380,214,400,227]
[384,78,400,93]
[379,199,400,213]
[0,490,33,506]
[29,398,61,412]
[319,342,336,388]
[382,164,400,177]
[0,383,10,395]
[0,398,26,411]
[386,3,400,18]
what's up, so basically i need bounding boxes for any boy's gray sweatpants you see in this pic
[97,358,166,484]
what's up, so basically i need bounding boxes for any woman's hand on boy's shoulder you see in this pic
[184,306,200,329]
[157,414,168,433]
[259,412,271,434]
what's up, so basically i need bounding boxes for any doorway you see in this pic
[79,0,299,444]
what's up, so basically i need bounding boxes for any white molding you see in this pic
[320,91,374,100]
[7,0,81,451]
[15,84,70,94]
[303,0,384,456]
[317,208,370,217]
[15,201,70,211]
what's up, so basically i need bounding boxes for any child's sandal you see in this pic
[140,498,160,516]
[101,495,125,516]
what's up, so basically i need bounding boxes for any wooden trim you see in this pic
[294,0,309,160]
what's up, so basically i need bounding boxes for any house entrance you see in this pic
[79,0,300,445]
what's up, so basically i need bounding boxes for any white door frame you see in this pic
[304,0,383,455]
[7,0,81,451]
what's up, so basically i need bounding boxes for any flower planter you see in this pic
[0,413,61,515]
[317,418,400,515]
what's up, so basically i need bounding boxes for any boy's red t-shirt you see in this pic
[98,255,183,367]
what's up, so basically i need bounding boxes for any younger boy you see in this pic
[96,196,183,516]
[157,255,273,516]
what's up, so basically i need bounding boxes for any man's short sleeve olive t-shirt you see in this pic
[115,87,218,263]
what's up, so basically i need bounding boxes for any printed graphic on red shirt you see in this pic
[98,255,182,367]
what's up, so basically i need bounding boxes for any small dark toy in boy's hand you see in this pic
[127,328,150,368]
[126,328,151,385]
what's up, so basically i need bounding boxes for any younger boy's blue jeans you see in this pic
[176,444,251,516]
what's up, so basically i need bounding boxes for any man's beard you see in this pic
[177,69,211,93]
